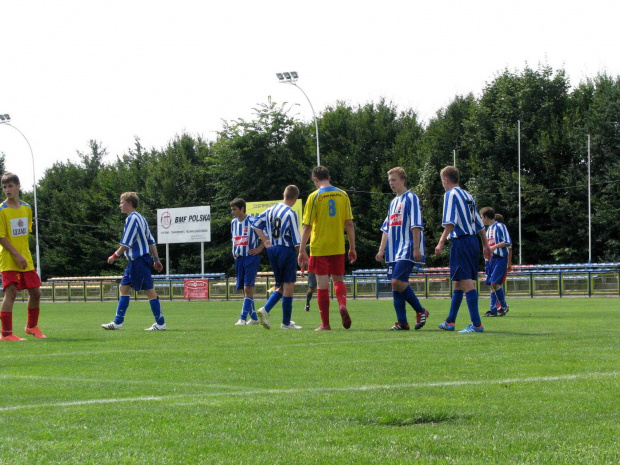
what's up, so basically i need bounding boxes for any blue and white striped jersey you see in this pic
[253,203,301,248]
[119,211,156,260]
[231,215,260,258]
[487,221,512,257]
[380,190,425,263]
[442,187,484,239]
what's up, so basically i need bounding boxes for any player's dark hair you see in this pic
[120,192,139,209]
[1,172,20,186]
[495,213,505,223]
[312,166,330,181]
[480,207,496,219]
[284,185,299,200]
[230,197,246,212]
[440,166,459,184]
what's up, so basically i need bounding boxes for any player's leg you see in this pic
[279,249,300,329]
[389,262,410,329]
[25,281,46,338]
[0,278,25,341]
[234,258,247,324]
[330,254,351,329]
[310,256,332,330]
[103,263,132,330]
[244,255,260,322]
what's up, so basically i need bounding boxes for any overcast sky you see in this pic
[1,0,618,189]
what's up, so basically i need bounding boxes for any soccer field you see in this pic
[1,298,619,464]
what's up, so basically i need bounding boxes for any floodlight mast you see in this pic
[276,71,320,166]
[0,114,42,277]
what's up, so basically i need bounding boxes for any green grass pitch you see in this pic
[1,297,619,464]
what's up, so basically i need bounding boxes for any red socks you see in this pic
[1,312,12,337]
[334,281,347,308]
[317,289,330,326]
[27,307,40,329]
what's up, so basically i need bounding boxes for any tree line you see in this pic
[7,65,619,279]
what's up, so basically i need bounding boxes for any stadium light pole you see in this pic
[517,120,522,265]
[0,114,42,277]
[587,134,591,264]
[276,71,320,166]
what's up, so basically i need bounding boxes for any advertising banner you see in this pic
[245,199,303,229]
[157,206,211,244]
[183,279,210,300]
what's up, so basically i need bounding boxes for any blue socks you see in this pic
[114,295,130,324]
[282,296,293,325]
[264,290,282,312]
[241,297,255,320]
[490,290,498,313]
[149,298,165,325]
[392,290,407,324]
[495,287,507,308]
[402,286,424,313]
[447,290,464,324]
[465,290,480,327]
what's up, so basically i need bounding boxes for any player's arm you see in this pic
[375,232,388,262]
[0,237,27,270]
[479,228,493,261]
[253,227,271,248]
[435,224,454,256]
[298,224,312,269]
[107,245,129,265]
[412,227,423,263]
[345,219,356,264]
[149,244,163,272]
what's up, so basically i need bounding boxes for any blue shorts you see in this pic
[120,255,154,291]
[235,255,261,290]
[266,246,298,287]
[485,256,508,285]
[387,260,415,283]
[449,235,480,281]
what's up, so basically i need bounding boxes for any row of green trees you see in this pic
[9,65,620,279]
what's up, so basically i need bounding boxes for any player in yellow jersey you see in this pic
[0,173,46,341]
[298,166,356,330]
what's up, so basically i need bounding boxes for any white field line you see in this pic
[0,371,616,412]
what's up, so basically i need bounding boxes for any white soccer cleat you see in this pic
[257,307,270,329]
[145,323,167,331]
[101,322,123,330]
[235,319,247,326]
[246,319,260,325]
[281,322,302,330]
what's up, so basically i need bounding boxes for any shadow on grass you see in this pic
[360,412,463,427]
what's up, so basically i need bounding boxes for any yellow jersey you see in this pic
[0,201,34,272]
[302,186,353,256]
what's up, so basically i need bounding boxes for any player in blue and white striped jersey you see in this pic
[480,207,512,317]
[435,166,492,333]
[230,198,264,325]
[376,167,429,330]
[253,185,302,330]
[103,192,166,331]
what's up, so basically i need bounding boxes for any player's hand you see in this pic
[107,255,116,265]
[348,249,357,264]
[413,248,423,263]
[483,245,493,261]
[375,250,384,263]
[434,243,443,256]
[153,260,163,272]
[298,251,308,269]
[16,254,27,270]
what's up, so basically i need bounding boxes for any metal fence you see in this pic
[5,270,619,302]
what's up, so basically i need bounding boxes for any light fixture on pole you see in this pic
[276,71,320,166]
[0,114,42,278]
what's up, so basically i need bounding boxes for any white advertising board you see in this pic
[157,206,211,244]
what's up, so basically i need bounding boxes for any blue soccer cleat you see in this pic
[438,321,455,331]
[459,323,484,333]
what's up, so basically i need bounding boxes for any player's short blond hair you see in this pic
[284,185,299,200]
[387,167,407,183]
[120,192,139,209]
[440,166,459,184]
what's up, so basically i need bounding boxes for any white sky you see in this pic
[1,0,618,189]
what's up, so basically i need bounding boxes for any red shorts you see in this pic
[2,270,42,291]
[309,254,345,276]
